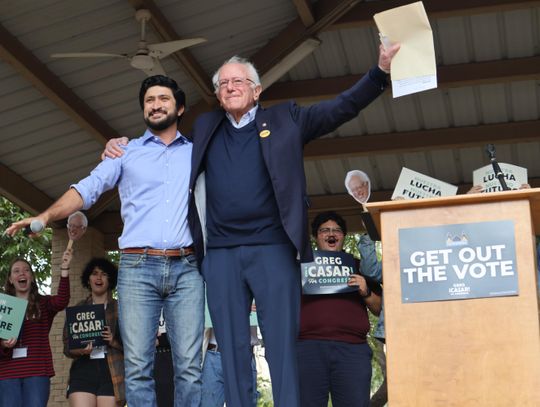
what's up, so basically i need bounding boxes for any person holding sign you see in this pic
[0,250,72,407]
[63,258,125,407]
[467,183,530,194]
[297,212,382,407]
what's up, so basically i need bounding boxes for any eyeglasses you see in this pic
[318,227,344,235]
[215,77,255,90]
[67,224,85,230]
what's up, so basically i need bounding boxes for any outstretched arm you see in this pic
[5,189,83,237]
[298,42,400,143]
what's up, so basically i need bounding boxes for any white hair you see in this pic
[212,55,261,94]
[344,170,371,202]
[67,211,88,227]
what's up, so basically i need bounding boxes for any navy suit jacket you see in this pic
[188,67,388,264]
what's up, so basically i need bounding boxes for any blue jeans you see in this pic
[0,376,50,407]
[201,349,259,407]
[118,253,204,407]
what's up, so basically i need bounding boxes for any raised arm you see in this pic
[358,234,383,283]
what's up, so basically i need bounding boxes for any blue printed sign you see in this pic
[301,250,357,295]
[399,220,518,303]
[65,304,106,349]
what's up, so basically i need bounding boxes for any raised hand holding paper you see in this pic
[374,1,437,97]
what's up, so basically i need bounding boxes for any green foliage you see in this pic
[256,375,274,406]
[0,197,52,291]
[107,250,120,265]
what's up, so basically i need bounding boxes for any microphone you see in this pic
[485,144,496,160]
[484,143,509,191]
[24,219,45,235]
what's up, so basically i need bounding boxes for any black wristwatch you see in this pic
[360,286,371,298]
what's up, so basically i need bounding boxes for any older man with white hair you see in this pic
[188,43,399,407]
[345,170,371,204]
[66,211,88,242]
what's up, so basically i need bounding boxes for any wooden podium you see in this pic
[366,189,540,406]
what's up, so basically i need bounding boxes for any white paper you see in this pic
[472,163,528,192]
[392,167,458,200]
[90,346,106,359]
[374,2,437,98]
[392,74,437,98]
[12,347,28,359]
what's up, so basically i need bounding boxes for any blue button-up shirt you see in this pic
[72,130,192,249]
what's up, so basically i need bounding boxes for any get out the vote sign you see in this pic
[399,220,518,303]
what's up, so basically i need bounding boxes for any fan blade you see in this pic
[51,52,127,59]
[148,38,206,59]
[142,59,167,76]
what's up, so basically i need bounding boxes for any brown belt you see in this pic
[122,247,194,257]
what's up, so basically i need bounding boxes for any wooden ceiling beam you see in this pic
[0,23,121,146]
[292,0,316,26]
[331,0,540,30]
[252,0,359,75]
[309,178,540,208]
[308,177,540,231]
[96,176,540,248]
[127,0,215,104]
[262,56,540,104]
[0,163,53,215]
[304,120,540,160]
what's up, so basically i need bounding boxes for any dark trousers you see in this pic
[154,348,174,407]
[203,243,301,407]
[297,340,372,407]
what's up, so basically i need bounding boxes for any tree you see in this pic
[0,196,52,291]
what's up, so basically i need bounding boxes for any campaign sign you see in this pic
[399,220,518,303]
[0,293,28,340]
[472,163,527,192]
[392,167,458,200]
[301,250,357,295]
[66,304,106,349]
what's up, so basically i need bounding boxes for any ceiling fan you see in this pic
[51,9,206,76]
